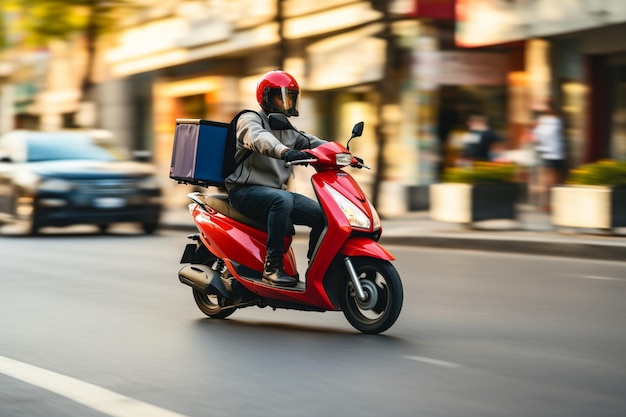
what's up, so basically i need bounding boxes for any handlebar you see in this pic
[285,158,318,167]
[286,158,370,169]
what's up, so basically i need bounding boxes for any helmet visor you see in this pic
[280,87,300,117]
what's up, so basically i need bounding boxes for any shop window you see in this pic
[15,114,39,130]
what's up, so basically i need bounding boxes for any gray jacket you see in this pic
[225,110,326,191]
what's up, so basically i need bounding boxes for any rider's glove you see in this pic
[354,156,364,168]
[282,149,310,162]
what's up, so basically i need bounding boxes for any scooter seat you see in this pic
[203,194,296,235]
[203,194,268,231]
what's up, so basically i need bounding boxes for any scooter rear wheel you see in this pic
[192,289,236,319]
[340,258,403,334]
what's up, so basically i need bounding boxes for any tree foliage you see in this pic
[9,0,140,102]
[16,0,135,43]
[1,0,19,50]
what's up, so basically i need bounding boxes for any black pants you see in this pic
[229,185,325,260]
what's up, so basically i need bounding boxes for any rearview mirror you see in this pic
[268,113,294,131]
[346,121,364,151]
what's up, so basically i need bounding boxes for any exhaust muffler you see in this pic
[178,264,230,297]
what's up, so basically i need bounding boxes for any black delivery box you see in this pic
[170,118,229,187]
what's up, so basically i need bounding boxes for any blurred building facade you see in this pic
[2,0,461,215]
[457,0,626,168]
[1,0,625,214]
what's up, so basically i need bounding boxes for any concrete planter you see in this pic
[551,185,626,229]
[430,183,518,224]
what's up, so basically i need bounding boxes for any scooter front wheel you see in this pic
[340,258,403,334]
[192,289,236,319]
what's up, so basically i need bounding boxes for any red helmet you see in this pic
[256,70,300,117]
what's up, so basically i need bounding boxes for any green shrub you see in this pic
[566,160,626,186]
[442,162,517,184]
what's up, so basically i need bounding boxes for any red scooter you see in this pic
[177,114,403,334]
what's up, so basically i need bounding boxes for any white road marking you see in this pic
[404,355,463,369]
[0,355,190,417]
[581,275,623,281]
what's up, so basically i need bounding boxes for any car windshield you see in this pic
[26,133,128,162]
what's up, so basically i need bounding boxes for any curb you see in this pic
[379,236,626,262]
[161,223,626,262]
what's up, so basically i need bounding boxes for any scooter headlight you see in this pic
[366,197,381,231]
[335,153,352,166]
[326,185,370,230]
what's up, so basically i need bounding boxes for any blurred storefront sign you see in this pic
[285,2,381,38]
[107,23,278,77]
[105,18,190,77]
[456,0,626,47]
[455,0,516,47]
[177,19,231,49]
[411,0,455,20]
[437,52,507,86]
[413,50,507,89]
[307,25,385,90]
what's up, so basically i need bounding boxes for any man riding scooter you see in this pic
[225,70,326,287]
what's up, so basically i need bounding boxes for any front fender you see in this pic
[339,237,395,260]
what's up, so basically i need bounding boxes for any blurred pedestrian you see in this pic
[458,114,501,165]
[532,100,565,210]
[436,101,460,177]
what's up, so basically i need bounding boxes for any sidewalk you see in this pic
[161,204,626,261]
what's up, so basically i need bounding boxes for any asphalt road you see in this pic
[1,226,625,417]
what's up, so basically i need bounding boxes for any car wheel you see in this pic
[28,219,40,235]
[141,221,158,234]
